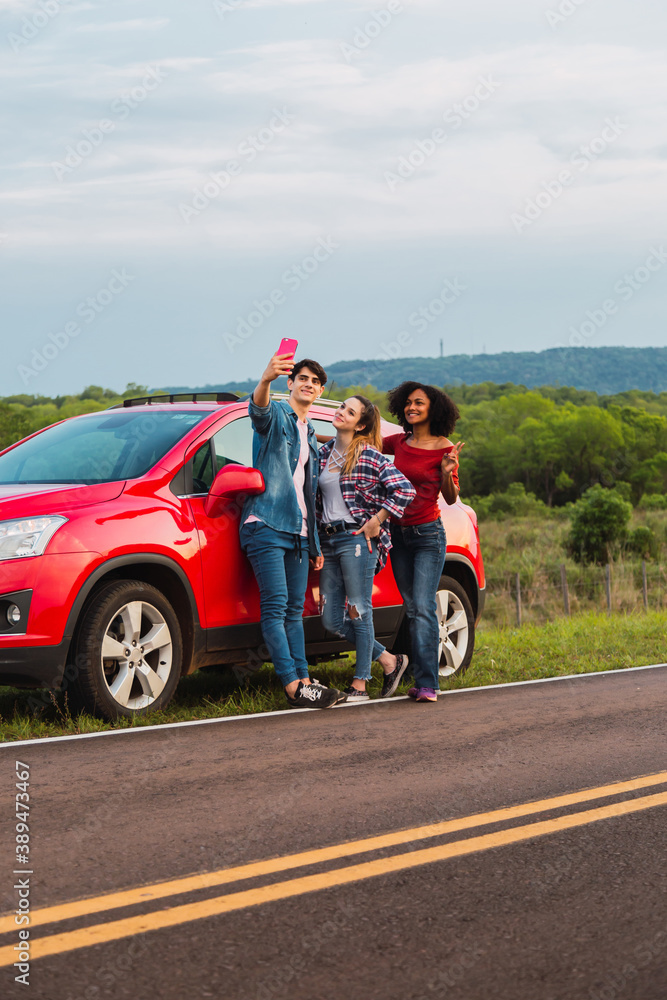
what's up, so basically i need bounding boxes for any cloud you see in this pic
[3,11,667,257]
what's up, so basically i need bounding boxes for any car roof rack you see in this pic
[113,392,242,408]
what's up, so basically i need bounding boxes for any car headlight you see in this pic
[0,516,68,561]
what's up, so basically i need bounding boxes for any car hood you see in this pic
[0,482,126,519]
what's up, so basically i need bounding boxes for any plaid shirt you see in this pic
[317,440,416,571]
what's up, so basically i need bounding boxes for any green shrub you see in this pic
[627,525,657,558]
[638,492,667,510]
[611,481,633,503]
[469,483,549,520]
[0,405,31,450]
[567,485,632,564]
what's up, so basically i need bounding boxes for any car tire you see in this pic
[71,580,183,720]
[436,575,475,677]
[390,575,476,679]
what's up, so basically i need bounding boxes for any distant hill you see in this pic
[161,346,667,397]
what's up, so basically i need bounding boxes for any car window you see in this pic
[191,442,215,493]
[310,417,334,448]
[188,416,254,495]
[0,410,208,484]
[189,414,337,494]
[211,416,254,469]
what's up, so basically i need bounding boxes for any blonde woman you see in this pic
[317,396,415,701]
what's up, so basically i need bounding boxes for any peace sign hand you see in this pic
[441,440,464,476]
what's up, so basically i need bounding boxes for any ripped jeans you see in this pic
[319,529,385,681]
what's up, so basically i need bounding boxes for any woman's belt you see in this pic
[319,520,358,536]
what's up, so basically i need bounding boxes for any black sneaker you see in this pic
[313,680,348,705]
[286,681,344,709]
[309,679,349,705]
[379,653,409,699]
[343,685,370,703]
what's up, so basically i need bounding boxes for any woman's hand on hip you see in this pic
[353,516,381,553]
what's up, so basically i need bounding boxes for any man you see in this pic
[240,351,345,709]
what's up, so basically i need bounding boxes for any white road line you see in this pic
[1,662,665,749]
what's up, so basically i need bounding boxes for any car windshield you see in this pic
[0,410,209,485]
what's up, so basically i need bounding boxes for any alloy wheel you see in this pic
[436,587,470,676]
[101,600,174,711]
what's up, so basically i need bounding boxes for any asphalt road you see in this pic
[1,666,666,1000]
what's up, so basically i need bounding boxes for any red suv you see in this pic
[0,394,485,719]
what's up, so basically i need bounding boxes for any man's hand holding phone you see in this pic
[261,351,295,385]
[260,339,299,384]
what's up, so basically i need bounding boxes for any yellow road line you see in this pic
[1,770,665,936]
[1,788,666,967]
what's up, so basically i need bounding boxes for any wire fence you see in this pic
[482,559,667,627]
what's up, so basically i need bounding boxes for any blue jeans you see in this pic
[240,521,310,687]
[319,530,385,681]
[389,519,446,690]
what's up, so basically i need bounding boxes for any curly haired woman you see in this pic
[380,382,463,703]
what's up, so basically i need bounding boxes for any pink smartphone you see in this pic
[277,338,298,361]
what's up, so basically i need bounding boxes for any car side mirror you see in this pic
[204,464,265,518]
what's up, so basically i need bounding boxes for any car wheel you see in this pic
[436,575,475,677]
[72,580,183,719]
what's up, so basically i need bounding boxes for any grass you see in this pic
[478,509,667,626]
[1,611,664,742]
[463,610,666,686]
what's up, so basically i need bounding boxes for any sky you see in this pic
[2,0,666,396]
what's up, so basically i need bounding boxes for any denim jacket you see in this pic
[241,397,321,558]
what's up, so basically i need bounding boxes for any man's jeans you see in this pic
[240,521,310,687]
[389,519,446,690]
[319,530,384,681]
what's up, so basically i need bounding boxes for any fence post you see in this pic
[605,563,612,615]
[642,560,648,611]
[515,572,522,627]
[560,563,570,616]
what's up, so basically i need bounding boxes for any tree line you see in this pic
[324,346,667,395]
[333,380,667,510]
[3,380,667,512]
[0,384,147,451]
